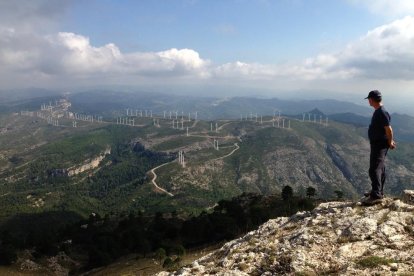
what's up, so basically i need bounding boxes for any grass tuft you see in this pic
[355,255,395,268]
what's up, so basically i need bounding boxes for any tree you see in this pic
[175,245,186,257]
[162,257,173,268]
[155,248,166,264]
[306,187,316,198]
[334,190,344,200]
[282,185,293,201]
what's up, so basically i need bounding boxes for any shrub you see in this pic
[162,257,173,268]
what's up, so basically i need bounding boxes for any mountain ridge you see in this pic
[158,192,414,275]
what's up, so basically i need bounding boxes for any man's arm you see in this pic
[384,125,396,149]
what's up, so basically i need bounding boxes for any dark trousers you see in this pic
[369,144,388,199]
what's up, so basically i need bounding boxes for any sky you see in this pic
[1,0,414,108]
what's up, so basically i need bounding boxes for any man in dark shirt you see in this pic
[361,90,396,205]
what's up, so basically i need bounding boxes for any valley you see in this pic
[1,92,414,274]
[1,94,414,219]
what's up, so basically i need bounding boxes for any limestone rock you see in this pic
[19,259,41,271]
[158,195,414,275]
[402,189,414,205]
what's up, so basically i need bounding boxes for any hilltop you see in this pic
[159,191,414,275]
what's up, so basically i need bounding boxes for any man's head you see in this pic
[365,90,383,108]
[365,90,382,103]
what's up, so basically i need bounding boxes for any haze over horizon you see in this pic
[0,0,413,112]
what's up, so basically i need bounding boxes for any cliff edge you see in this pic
[159,191,414,275]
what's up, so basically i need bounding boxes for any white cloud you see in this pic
[52,32,121,74]
[214,62,275,79]
[1,16,414,91]
[215,16,414,82]
[120,48,211,78]
[334,16,414,79]
[0,29,211,81]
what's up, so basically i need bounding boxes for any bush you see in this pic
[162,257,173,268]
[282,185,293,201]
[334,190,344,199]
[155,247,166,263]
[306,187,316,198]
[175,245,186,257]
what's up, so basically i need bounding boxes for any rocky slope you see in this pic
[159,192,414,275]
[67,147,110,176]
[154,120,414,202]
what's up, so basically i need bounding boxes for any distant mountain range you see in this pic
[0,88,60,103]
[66,90,373,118]
[329,112,414,142]
[2,89,413,141]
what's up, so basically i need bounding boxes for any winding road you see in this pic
[212,143,240,161]
[217,122,232,131]
[150,162,174,197]
[148,142,240,197]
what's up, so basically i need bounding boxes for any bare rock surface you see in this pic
[158,196,414,275]
[403,189,414,205]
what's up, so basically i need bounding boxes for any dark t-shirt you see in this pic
[368,106,391,145]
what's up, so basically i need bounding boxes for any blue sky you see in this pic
[1,0,414,109]
[65,0,381,63]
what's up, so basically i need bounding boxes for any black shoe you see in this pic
[360,196,383,206]
[364,191,385,198]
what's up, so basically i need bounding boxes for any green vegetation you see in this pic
[1,110,413,220]
[306,187,316,198]
[355,256,395,268]
[1,99,414,273]
[0,123,174,219]
[0,191,316,272]
[282,185,294,201]
[334,190,344,199]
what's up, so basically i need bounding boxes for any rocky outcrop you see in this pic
[159,194,414,275]
[402,189,414,205]
[18,251,79,276]
[262,142,354,196]
[67,147,110,176]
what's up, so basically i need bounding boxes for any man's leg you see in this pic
[369,145,387,199]
[380,149,389,197]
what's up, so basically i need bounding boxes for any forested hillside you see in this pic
[1,95,414,274]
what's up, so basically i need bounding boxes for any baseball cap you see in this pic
[365,90,382,99]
